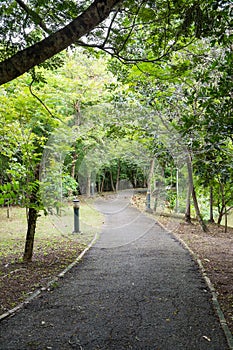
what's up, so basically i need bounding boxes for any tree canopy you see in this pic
[0,1,232,260]
[1,0,232,84]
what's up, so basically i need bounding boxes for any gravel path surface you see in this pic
[0,192,229,349]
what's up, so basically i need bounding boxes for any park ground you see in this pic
[0,194,232,335]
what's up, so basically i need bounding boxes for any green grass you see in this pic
[0,198,103,261]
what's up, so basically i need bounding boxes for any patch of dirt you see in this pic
[172,221,233,335]
[0,240,85,315]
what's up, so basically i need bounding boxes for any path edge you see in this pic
[156,219,233,350]
[0,232,99,322]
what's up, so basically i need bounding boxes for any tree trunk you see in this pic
[100,174,105,193]
[209,185,215,223]
[110,171,116,192]
[86,173,91,197]
[224,205,228,233]
[217,208,224,225]
[148,158,155,192]
[186,153,208,232]
[115,160,120,191]
[0,0,120,85]
[217,183,228,232]
[185,182,192,224]
[71,153,77,179]
[175,168,179,213]
[97,177,101,193]
[23,207,38,262]
[7,201,10,219]
[23,166,40,262]
[146,158,155,210]
[70,101,81,193]
[217,183,225,225]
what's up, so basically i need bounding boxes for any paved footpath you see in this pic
[0,192,229,349]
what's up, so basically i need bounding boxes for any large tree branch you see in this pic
[0,0,120,85]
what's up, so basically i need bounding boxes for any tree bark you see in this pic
[71,153,78,179]
[23,207,38,262]
[209,185,215,223]
[23,166,40,262]
[100,173,105,193]
[148,158,155,193]
[217,183,228,233]
[185,182,192,224]
[175,168,179,213]
[146,158,155,210]
[0,0,120,85]
[86,173,91,197]
[71,101,82,179]
[110,171,116,192]
[224,204,228,233]
[115,160,120,191]
[186,153,208,232]
[217,183,224,225]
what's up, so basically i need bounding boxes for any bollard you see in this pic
[73,198,80,233]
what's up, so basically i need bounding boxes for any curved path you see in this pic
[0,191,229,349]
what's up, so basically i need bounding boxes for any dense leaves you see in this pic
[1,0,232,84]
[0,0,232,261]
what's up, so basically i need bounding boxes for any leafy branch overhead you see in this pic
[0,0,232,84]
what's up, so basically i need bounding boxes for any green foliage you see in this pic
[1,0,231,83]
[1,7,233,235]
[62,174,78,197]
[0,182,19,206]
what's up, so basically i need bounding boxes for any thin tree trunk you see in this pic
[185,182,192,224]
[222,183,228,233]
[97,177,101,193]
[110,171,116,192]
[209,185,215,223]
[86,173,91,197]
[7,201,10,219]
[23,207,38,262]
[175,168,179,213]
[186,153,208,232]
[224,205,228,233]
[100,174,105,193]
[153,177,157,211]
[115,160,120,191]
[70,101,81,187]
[148,158,155,193]
[23,166,40,262]
[146,158,155,210]
[217,208,224,225]
[71,153,77,179]
[217,183,225,225]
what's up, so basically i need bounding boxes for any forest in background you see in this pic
[0,0,232,261]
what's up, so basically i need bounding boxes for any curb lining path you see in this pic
[156,218,233,350]
[0,232,99,322]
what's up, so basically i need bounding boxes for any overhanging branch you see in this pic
[0,0,121,85]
